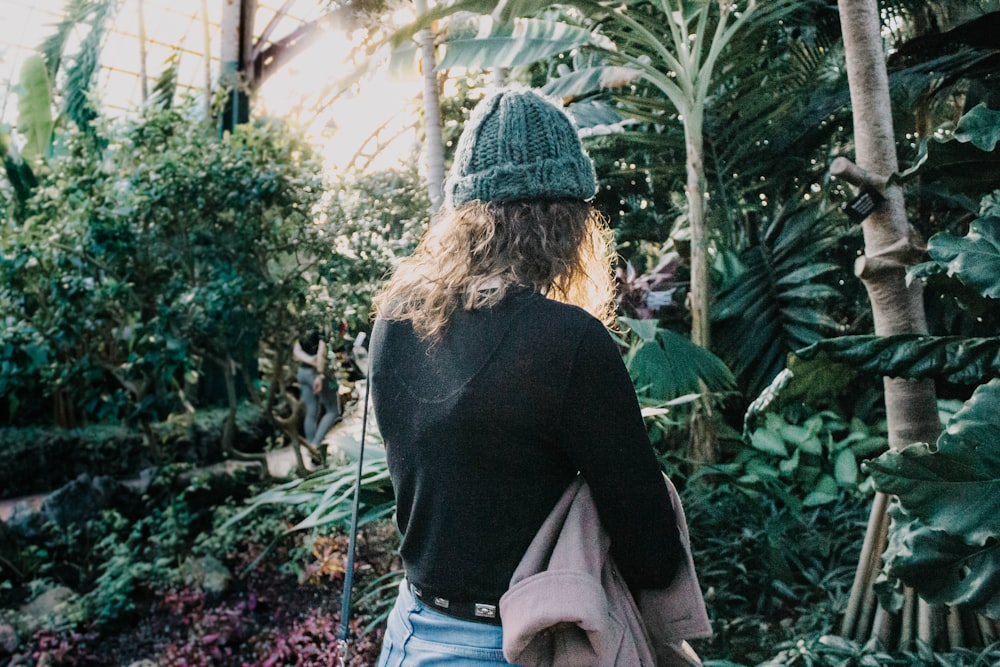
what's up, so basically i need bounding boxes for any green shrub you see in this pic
[0,403,270,498]
[1,102,323,427]
[685,482,868,665]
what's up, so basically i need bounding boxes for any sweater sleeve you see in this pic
[554,317,682,589]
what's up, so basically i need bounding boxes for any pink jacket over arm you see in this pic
[499,475,711,666]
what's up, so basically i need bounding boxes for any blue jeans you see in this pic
[296,365,339,446]
[377,581,518,666]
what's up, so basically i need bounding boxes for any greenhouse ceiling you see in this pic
[1,0,420,172]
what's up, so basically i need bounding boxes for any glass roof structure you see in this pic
[1,0,421,172]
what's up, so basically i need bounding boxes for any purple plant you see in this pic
[259,610,339,666]
[32,629,102,666]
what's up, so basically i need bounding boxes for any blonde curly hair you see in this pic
[374,199,616,341]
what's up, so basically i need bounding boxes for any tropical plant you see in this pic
[222,430,396,578]
[314,164,430,336]
[685,479,868,664]
[713,200,854,396]
[1,0,118,216]
[0,103,324,437]
[617,316,737,456]
[799,180,1000,624]
[796,142,999,656]
[867,380,1000,620]
[733,406,885,505]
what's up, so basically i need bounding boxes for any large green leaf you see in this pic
[540,65,641,100]
[714,202,849,395]
[863,379,1000,546]
[907,133,1000,199]
[621,317,735,401]
[877,503,1000,619]
[797,334,1000,385]
[953,103,1000,152]
[437,17,592,70]
[925,217,1000,299]
[16,55,54,166]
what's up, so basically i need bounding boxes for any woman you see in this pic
[369,88,682,666]
[293,328,340,449]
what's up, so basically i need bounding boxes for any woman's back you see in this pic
[371,287,680,605]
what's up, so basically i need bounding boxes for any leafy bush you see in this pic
[685,481,868,665]
[312,165,429,334]
[1,465,269,629]
[0,404,270,498]
[733,406,886,506]
[1,103,323,427]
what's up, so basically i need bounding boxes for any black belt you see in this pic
[410,583,502,626]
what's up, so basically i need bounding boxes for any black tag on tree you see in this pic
[844,189,885,222]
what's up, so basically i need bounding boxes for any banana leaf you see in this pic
[437,17,591,70]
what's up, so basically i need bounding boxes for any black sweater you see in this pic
[369,288,682,604]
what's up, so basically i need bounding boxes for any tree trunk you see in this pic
[137,0,148,103]
[834,0,983,650]
[684,114,710,350]
[201,0,213,121]
[415,0,445,213]
[684,113,718,465]
[219,0,253,134]
[838,0,938,448]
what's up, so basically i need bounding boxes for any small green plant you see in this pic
[686,480,868,664]
[734,407,886,505]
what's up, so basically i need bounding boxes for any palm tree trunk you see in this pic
[137,0,148,103]
[684,111,719,465]
[415,0,445,213]
[834,0,990,650]
[201,0,213,121]
[685,113,710,350]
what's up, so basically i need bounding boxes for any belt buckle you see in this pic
[474,603,497,619]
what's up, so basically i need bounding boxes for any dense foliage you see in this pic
[2,0,1000,664]
[1,107,324,428]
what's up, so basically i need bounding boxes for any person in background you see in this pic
[368,88,683,666]
[293,328,340,450]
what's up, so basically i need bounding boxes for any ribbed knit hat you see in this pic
[443,88,597,207]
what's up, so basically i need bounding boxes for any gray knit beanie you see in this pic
[443,88,597,207]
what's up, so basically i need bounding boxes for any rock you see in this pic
[182,555,232,596]
[40,473,120,527]
[0,623,18,654]
[18,586,74,625]
[5,502,45,540]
